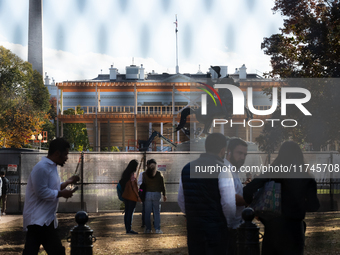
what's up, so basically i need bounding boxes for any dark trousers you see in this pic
[261,217,305,255]
[227,228,237,255]
[187,226,228,255]
[22,222,65,255]
[0,194,7,213]
[124,199,136,233]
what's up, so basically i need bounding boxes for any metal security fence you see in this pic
[1,150,340,213]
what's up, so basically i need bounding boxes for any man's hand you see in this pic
[58,189,74,198]
[68,175,80,185]
[163,195,167,202]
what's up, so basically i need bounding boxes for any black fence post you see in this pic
[237,208,260,255]
[330,152,334,211]
[81,152,84,211]
[67,211,96,255]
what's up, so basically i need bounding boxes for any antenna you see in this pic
[174,14,179,74]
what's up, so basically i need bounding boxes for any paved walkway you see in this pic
[0,214,22,225]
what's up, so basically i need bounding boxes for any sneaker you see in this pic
[144,229,152,234]
[155,229,163,234]
[2,213,5,216]
[127,230,138,234]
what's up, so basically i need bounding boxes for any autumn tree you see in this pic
[0,46,50,148]
[257,0,340,151]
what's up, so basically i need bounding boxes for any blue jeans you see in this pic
[124,199,136,233]
[145,192,161,230]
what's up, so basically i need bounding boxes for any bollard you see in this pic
[236,208,260,255]
[67,211,96,255]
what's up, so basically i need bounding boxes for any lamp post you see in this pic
[38,133,42,150]
[30,134,36,148]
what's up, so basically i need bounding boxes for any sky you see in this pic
[0,0,284,82]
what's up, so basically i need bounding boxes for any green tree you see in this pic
[258,0,340,151]
[0,46,50,148]
[62,106,90,151]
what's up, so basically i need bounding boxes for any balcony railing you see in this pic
[61,105,196,115]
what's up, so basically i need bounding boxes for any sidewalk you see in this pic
[0,214,22,225]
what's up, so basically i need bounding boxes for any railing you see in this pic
[61,105,197,115]
[61,105,269,116]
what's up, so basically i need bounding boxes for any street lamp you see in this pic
[30,135,36,148]
[38,134,43,150]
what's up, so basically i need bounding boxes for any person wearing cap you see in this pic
[142,159,167,234]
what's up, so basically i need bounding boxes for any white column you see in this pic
[220,124,224,135]
[177,122,180,144]
[193,122,196,139]
[161,122,163,151]
[149,122,152,151]
[134,85,138,143]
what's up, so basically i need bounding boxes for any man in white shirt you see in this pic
[177,133,236,254]
[23,138,80,255]
[225,138,248,255]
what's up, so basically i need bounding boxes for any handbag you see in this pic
[139,173,146,202]
[122,180,138,202]
[249,180,281,221]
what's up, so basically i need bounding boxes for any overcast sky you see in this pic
[0,0,283,82]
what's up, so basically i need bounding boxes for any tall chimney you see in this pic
[28,0,43,76]
[139,64,145,80]
[109,65,117,80]
[239,64,247,79]
[44,72,50,85]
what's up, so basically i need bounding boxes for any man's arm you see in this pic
[219,171,236,226]
[31,167,59,201]
[60,175,80,190]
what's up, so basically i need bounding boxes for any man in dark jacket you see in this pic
[0,171,9,215]
[178,133,236,254]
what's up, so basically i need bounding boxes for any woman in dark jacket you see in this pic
[243,141,320,255]
[119,159,141,234]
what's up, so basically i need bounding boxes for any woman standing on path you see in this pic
[243,141,320,255]
[119,159,141,234]
[143,159,167,234]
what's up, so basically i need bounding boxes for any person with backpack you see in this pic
[119,159,141,234]
[0,171,9,215]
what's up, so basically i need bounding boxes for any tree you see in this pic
[62,106,90,151]
[258,0,340,150]
[0,46,50,148]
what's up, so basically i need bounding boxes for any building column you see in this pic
[161,122,163,151]
[93,119,96,151]
[220,124,224,135]
[134,85,138,145]
[98,86,101,112]
[149,122,152,151]
[56,86,59,137]
[122,120,125,151]
[172,84,175,150]
[193,122,196,139]
[60,89,63,115]
[108,120,111,149]
[60,121,63,137]
[250,126,253,142]
[246,125,249,141]
[177,122,180,144]
[98,122,101,152]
